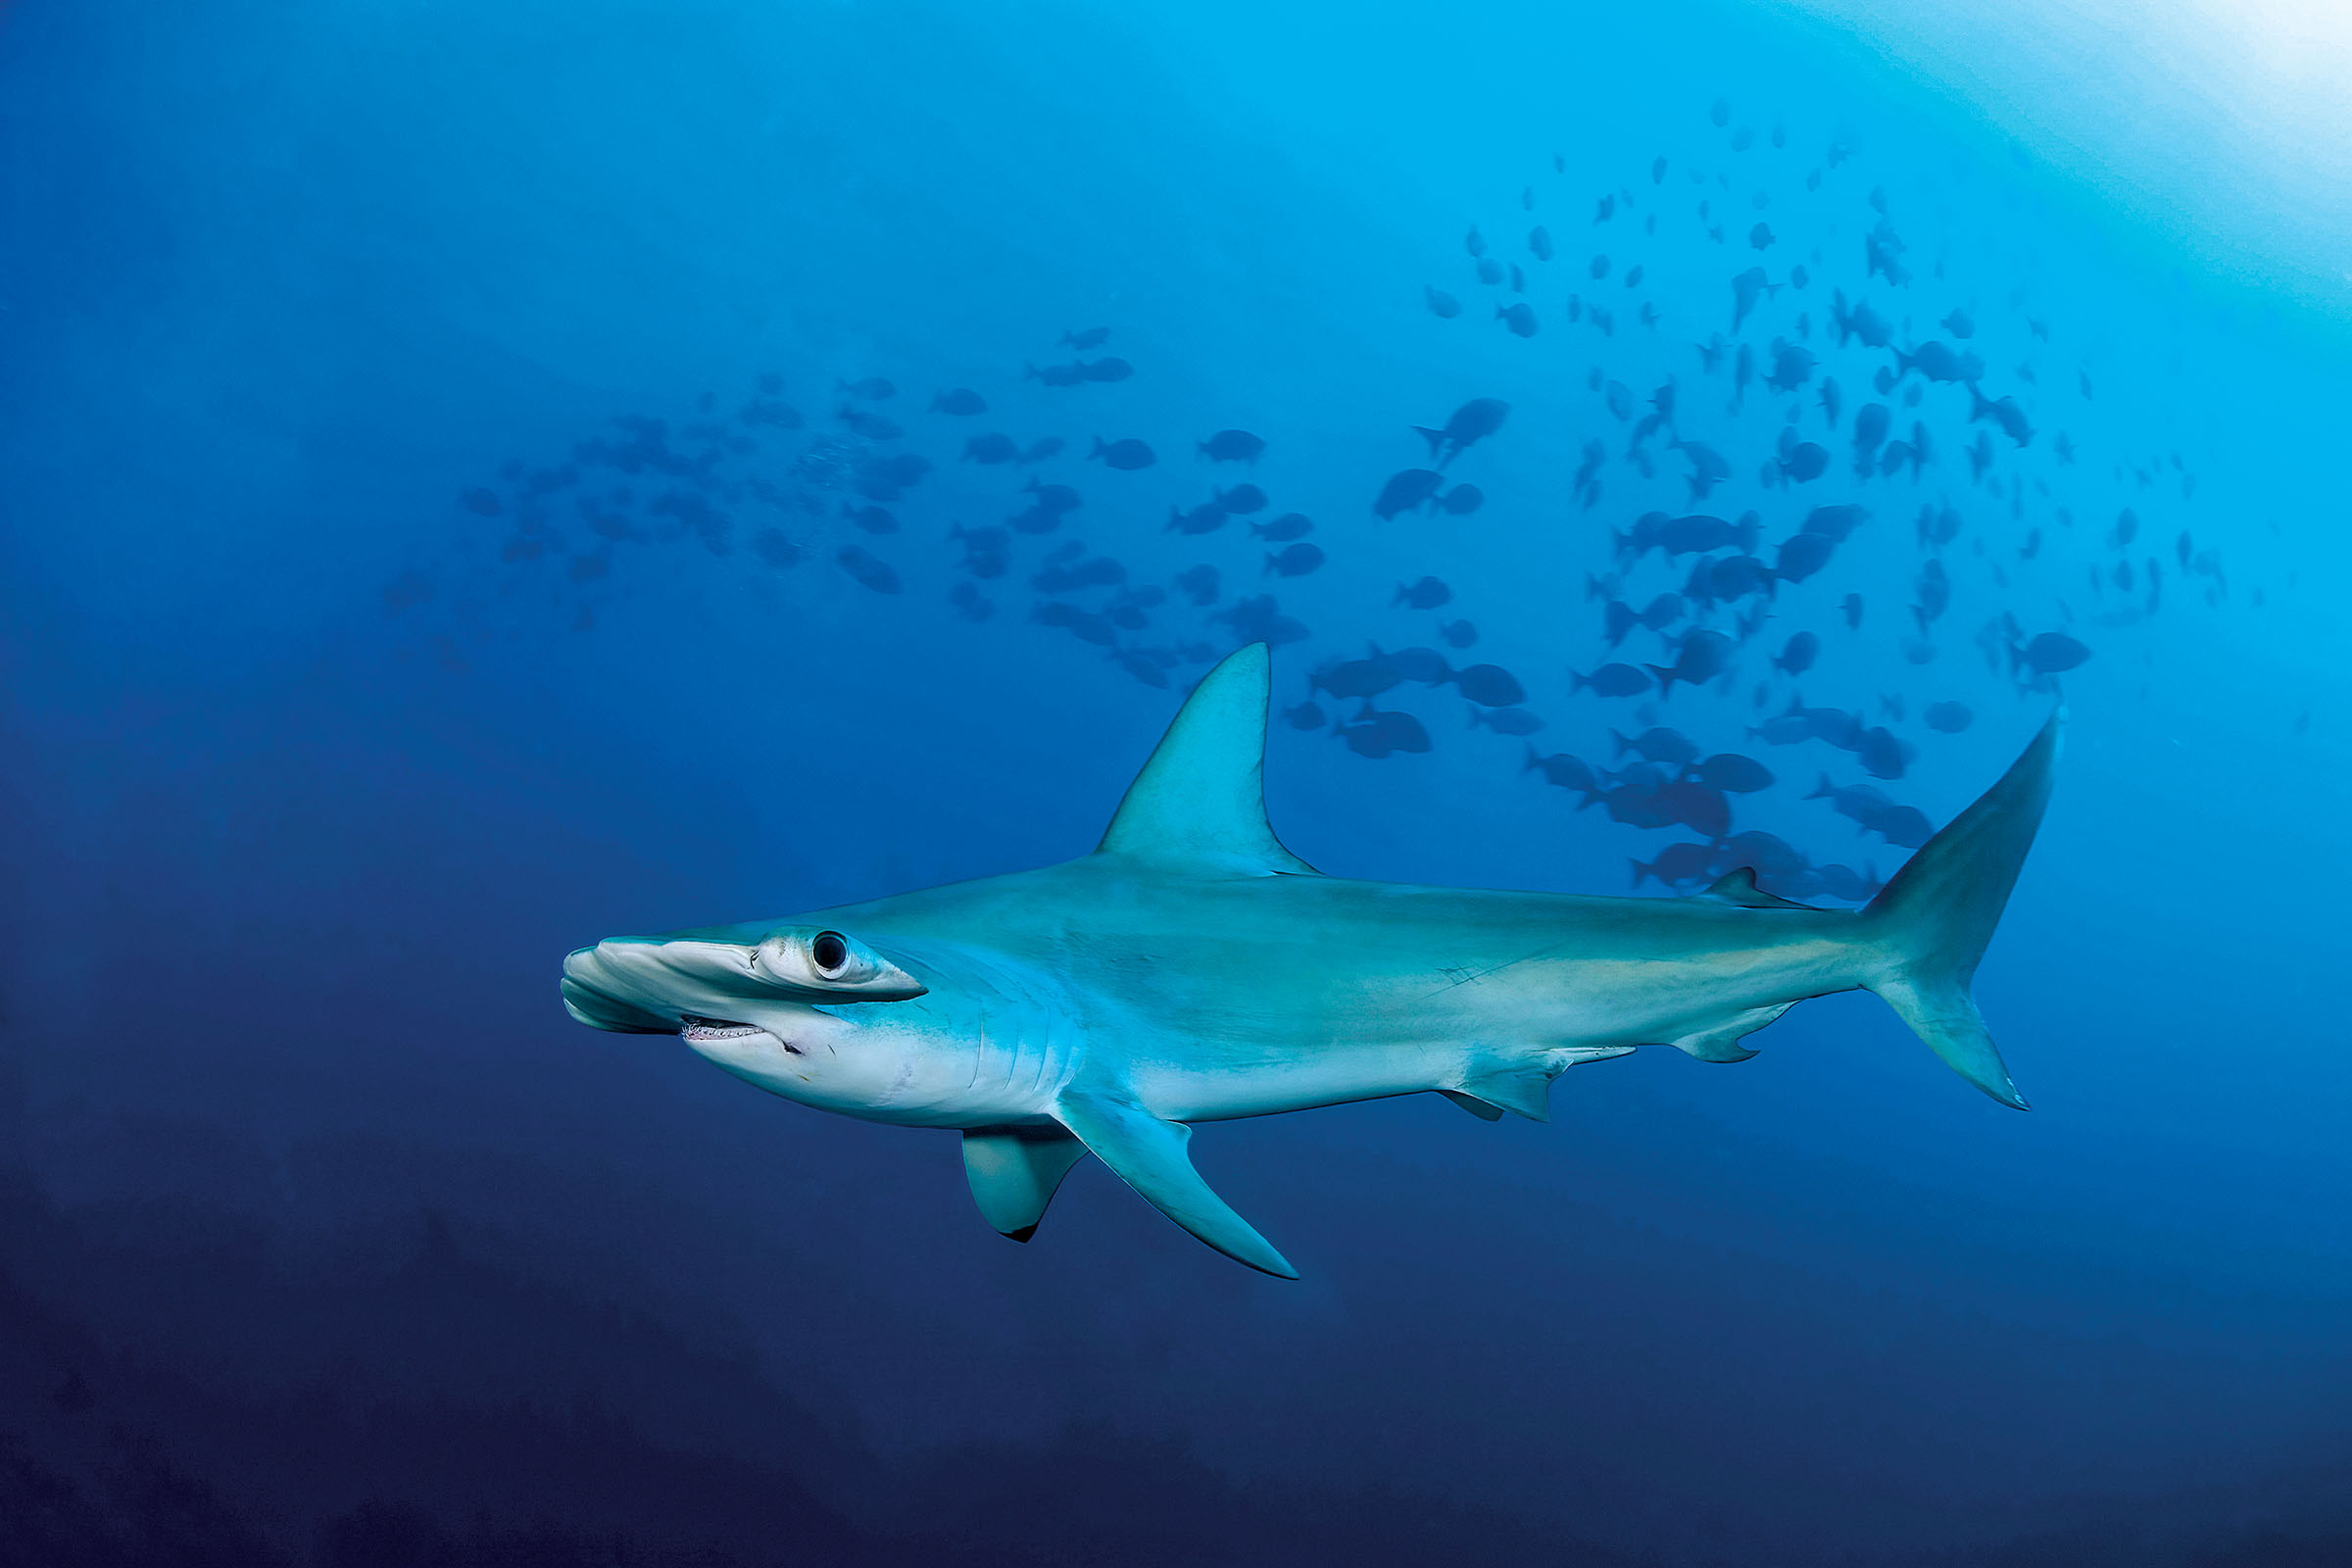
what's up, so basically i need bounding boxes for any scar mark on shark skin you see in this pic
[1418,942,1577,1000]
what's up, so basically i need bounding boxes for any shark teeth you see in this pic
[678,1014,761,1041]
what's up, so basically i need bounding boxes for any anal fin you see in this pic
[962,1126,1089,1242]
[1054,1089,1298,1278]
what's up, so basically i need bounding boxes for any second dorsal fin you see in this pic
[1698,867,1814,909]
[1095,643,1317,875]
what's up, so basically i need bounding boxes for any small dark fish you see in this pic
[1361,708,1432,754]
[1819,376,1842,429]
[1081,357,1134,382]
[1777,438,1829,484]
[1477,258,1504,285]
[1939,309,1974,339]
[931,388,987,416]
[2016,631,2090,675]
[1855,726,1912,780]
[1468,706,1545,736]
[1661,781,1732,839]
[1027,362,1088,387]
[1892,341,1984,385]
[1438,619,1479,649]
[1829,290,1892,350]
[1264,543,1324,578]
[1802,504,1870,542]
[1175,564,1221,606]
[1413,398,1510,465]
[836,545,901,593]
[1924,701,1973,734]
[1394,575,1452,611]
[1748,221,1775,251]
[950,524,1010,578]
[841,504,898,534]
[1020,477,1080,514]
[1731,267,1779,332]
[1915,559,1951,624]
[1774,531,1836,584]
[1382,645,1452,684]
[1314,657,1402,701]
[1529,225,1554,262]
[1590,254,1611,280]
[949,579,994,621]
[1764,338,1816,393]
[1465,225,1487,258]
[1425,285,1463,318]
[1373,468,1446,518]
[1089,437,1155,470]
[1165,501,1227,536]
[837,408,903,440]
[1450,663,1526,708]
[1698,753,1774,794]
[1648,628,1734,700]
[1032,554,1126,594]
[1772,631,1818,676]
[1526,748,1599,794]
[1060,327,1111,350]
[1250,513,1313,542]
[462,486,502,516]
[1969,385,2034,446]
[1839,592,1865,630]
[1633,843,1718,890]
[1571,662,1651,698]
[837,377,896,401]
[1440,484,1485,515]
[1215,483,1268,515]
[963,433,1019,465]
[1673,439,1732,501]
[1612,727,1697,766]
[1283,701,1328,731]
[1496,302,1541,337]
[1018,437,1066,465]
[1199,429,1266,464]
[1032,601,1116,647]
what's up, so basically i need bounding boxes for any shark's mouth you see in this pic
[679,1014,764,1043]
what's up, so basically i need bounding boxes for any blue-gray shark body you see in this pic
[562,644,2057,1277]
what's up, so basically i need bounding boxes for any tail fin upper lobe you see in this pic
[1859,713,2060,1109]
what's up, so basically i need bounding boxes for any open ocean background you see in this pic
[5,1,2352,1562]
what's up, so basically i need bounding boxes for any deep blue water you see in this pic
[5,2,2352,1563]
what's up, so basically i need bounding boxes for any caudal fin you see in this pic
[1859,713,2060,1108]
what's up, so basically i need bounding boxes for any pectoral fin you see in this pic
[1053,1090,1298,1279]
[962,1126,1089,1242]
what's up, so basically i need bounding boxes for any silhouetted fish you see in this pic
[1089,437,1155,470]
[1199,429,1266,464]
[1394,575,1451,610]
[835,545,901,593]
[1373,469,1446,518]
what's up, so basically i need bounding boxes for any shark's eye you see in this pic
[810,931,850,976]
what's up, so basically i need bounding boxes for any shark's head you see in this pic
[562,922,952,1116]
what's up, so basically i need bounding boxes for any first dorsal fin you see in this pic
[1096,643,1317,874]
[1698,867,1814,909]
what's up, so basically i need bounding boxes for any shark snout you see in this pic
[561,938,768,1035]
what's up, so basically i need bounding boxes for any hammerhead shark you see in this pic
[563,644,2057,1278]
